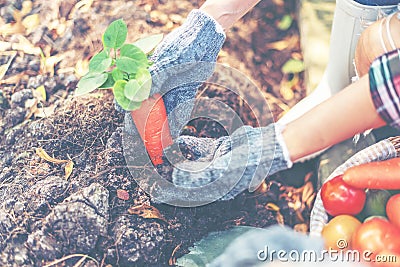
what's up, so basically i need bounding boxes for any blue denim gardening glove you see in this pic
[122,9,226,138]
[172,123,293,201]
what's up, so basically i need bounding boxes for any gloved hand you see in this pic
[122,9,226,138]
[171,123,293,201]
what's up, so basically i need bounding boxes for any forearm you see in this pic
[200,0,261,29]
[283,75,386,162]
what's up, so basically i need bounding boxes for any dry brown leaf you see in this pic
[169,243,181,266]
[36,148,69,164]
[279,82,294,101]
[35,148,73,180]
[24,98,38,119]
[255,180,268,194]
[293,223,308,233]
[276,211,284,225]
[0,20,24,35]
[0,1,32,35]
[0,51,17,80]
[75,59,89,78]
[271,0,284,6]
[64,160,74,180]
[265,203,280,212]
[266,35,299,51]
[22,14,40,34]
[0,72,25,85]
[266,202,284,225]
[34,105,56,118]
[20,1,33,16]
[55,18,68,36]
[42,54,65,76]
[128,204,167,222]
[301,182,315,208]
[288,199,302,211]
[279,73,300,101]
[11,35,42,55]
[73,0,94,13]
[0,41,12,51]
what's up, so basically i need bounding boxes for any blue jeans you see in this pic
[354,0,399,4]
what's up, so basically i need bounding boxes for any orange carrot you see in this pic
[343,158,400,190]
[130,93,173,165]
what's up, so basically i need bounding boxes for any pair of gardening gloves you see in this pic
[123,9,293,201]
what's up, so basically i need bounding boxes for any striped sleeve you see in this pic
[369,49,400,129]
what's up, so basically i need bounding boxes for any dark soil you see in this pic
[0,0,317,266]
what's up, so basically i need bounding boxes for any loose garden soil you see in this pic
[0,0,318,266]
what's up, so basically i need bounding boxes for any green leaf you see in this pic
[124,79,140,100]
[75,72,108,96]
[99,73,115,89]
[113,80,142,111]
[124,77,151,102]
[136,68,151,85]
[89,50,112,73]
[135,68,152,98]
[116,56,140,74]
[120,44,148,68]
[102,19,128,49]
[176,226,255,267]
[277,14,293,31]
[111,68,124,81]
[281,58,305,74]
[133,33,164,54]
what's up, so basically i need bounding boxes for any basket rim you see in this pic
[310,136,400,235]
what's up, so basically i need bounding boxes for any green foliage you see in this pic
[281,58,305,74]
[277,14,293,31]
[102,19,128,49]
[133,33,164,54]
[75,19,163,111]
[176,226,255,267]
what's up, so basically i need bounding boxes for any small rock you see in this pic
[13,200,25,216]
[44,76,58,93]
[10,89,33,108]
[4,107,26,128]
[27,75,45,89]
[0,90,10,109]
[27,59,41,72]
[58,73,78,88]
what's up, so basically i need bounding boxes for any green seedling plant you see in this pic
[75,19,163,111]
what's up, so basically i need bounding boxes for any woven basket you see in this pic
[310,136,400,236]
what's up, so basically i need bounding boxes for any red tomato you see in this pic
[352,217,400,264]
[321,175,366,216]
[386,194,400,229]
